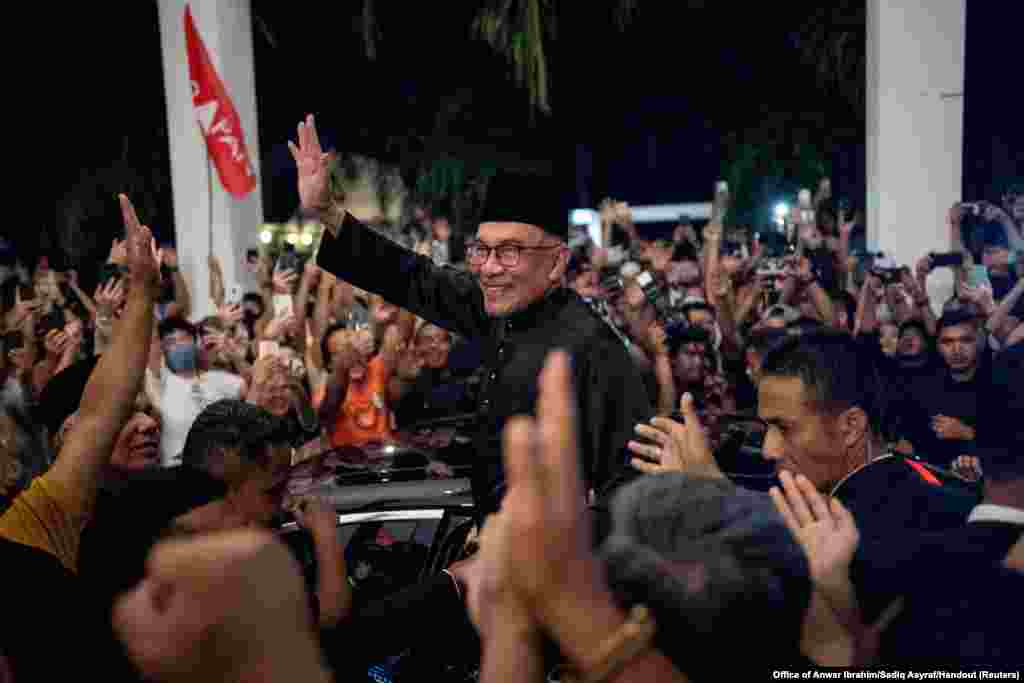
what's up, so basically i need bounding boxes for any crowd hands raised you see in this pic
[1,111,1023,680]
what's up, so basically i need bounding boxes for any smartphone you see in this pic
[226,283,244,306]
[930,252,964,268]
[969,264,991,289]
[258,341,280,358]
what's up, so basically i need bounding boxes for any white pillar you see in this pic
[157,0,263,321]
[866,0,966,307]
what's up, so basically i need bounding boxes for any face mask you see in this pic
[166,343,198,372]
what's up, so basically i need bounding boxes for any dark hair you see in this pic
[761,331,884,433]
[181,400,293,471]
[602,475,811,677]
[665,324,710,358]
[320,321,350,369]
[898,319,930,339]
[671,241,698,263]
[157,316,197,341]
[936,309,979,336]
[242,292,264,310]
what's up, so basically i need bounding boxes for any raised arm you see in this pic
[990,278,1024,341]
[290,114,487,339]
[702,221,723,308]
[907,259,937,336]
[64,270,97,319]
[161,248,191,320]
[208,254,225,309]
[47,195,159,504]
[853,275,880,337]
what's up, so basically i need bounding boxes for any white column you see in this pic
[866,0,966,307]
[157,0,263,321]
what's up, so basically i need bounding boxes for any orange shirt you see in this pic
[317,355,395,448]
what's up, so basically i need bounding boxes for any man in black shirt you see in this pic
[755,332,978,618]
[892,311,989,468]
[290,115,652,517]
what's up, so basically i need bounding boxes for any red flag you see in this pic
[184,5,257,199]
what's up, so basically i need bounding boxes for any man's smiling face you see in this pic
[470,222,567,318]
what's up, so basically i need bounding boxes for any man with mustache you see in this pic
[290,114,652,518]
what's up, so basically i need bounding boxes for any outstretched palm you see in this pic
[287,113,331,212]
[770,470,859,589]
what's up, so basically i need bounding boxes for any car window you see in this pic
[342,517,440,602]
[280,510,445,606]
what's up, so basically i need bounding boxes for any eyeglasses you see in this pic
[466,242,560,268]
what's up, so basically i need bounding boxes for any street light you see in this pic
[259,229,273,244]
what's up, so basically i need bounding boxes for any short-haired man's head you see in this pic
[182,400,291,475]
[936,311,980,374]
[602,474,811,678]
[758,332,883,490]
[180,401,293,527]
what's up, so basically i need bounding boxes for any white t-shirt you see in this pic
[158,368,244,467]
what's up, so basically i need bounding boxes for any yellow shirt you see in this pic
[0,473,89,574]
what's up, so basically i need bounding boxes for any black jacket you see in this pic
[879,519,1023,667]
[316,217,653,516]
[833,455,980,619]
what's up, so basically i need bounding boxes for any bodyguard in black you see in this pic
[292,114,652,517]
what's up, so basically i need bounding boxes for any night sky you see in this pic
[13,0,1019,266]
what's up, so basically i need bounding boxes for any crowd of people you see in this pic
[1,112,1022,681]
